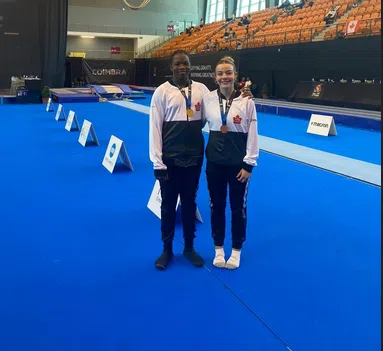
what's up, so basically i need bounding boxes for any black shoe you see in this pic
[183,248,204,268]
[155,250,173,270]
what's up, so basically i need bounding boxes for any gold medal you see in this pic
[187,109,194,117]
[220,125,229,133]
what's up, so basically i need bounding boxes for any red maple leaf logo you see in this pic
[195,102,201,111]
[233,115,242,124]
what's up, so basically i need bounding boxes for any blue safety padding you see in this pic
[89,85,107,94]
[112,84,133,94]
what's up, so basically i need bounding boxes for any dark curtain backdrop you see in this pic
[0,0,41,89]
[0,0,67,89]
[38,0,68,88]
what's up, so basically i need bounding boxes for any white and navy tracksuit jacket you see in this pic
[202,89,259,172]
[149,80,210,178]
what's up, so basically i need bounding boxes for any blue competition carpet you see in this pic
[256,112,381,164]
[132,92,153,107]
[0,102,380,351]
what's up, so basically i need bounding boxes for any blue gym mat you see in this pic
[0,102,380,351]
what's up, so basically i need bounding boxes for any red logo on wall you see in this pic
[195,102,201,111]
[111,47,121,54]
[233,115,242,124]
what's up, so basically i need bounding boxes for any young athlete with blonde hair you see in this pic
[202,56,259,269]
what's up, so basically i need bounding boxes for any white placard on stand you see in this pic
[102,135,134,173]
[78,120,99,147]
[147,180,203,223]
[65,110,80,131]
[46,98,54,112]
[55,104,66,121]
[307,114,337,136]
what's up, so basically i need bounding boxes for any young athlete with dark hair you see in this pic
[149,50,208,270]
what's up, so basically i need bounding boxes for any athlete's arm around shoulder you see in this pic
[243,99,259,171]
[199,83,213,128]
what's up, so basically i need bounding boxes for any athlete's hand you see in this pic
[240,88,253,99]
[155,171,169,181]
[236,169,251,182]
[157,174,169,181]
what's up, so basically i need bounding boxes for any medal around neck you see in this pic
[218,90,235,134]
[220,125,229,133]
[187,109,194,117]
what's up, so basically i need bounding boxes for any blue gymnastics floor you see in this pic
[0,102,380,351]
[131,92,152,107]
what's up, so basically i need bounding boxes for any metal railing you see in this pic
[137,36,174,58]
[151,19,237,58]
[239,17,381,48]
[151,44,198,58]
[68,23,170,36]
[186,19,238,53]
[330,16,381,38]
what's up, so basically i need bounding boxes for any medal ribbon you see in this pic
[218,89,236,126]
[179,83,192,113]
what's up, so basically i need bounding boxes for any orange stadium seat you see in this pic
[151,0,381,57]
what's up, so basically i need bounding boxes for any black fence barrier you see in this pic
[145,51,241,90]
[289,81,381,111]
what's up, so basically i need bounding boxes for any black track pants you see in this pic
[206,161,250,250]
[159,165,202,250]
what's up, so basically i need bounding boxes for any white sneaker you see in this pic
[213,248,226,268]
[225,250,241,269]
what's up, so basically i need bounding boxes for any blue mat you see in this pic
[256,103,381,131]
[131,93,153,107]
[257,113,381,164]
[0,103,380,351]
[50,88,99,103]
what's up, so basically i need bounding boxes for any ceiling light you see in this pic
[81,35,95,38]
